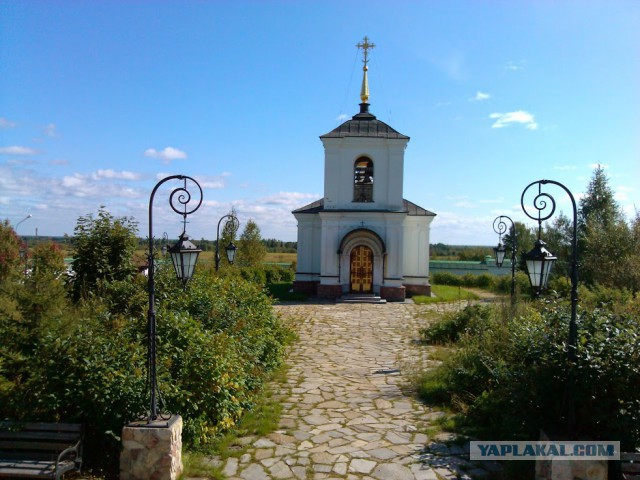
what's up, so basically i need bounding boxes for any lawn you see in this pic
[413,285,480,304]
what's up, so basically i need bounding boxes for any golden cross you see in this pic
[356,36,375,67]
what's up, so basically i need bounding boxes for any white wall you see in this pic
[321,137,407,211]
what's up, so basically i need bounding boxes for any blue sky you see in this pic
[1,1,638,244]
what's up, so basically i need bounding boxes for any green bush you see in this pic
[264,265,295,283]
[1,315,147,475]
[432,272,461,286]
[420,304,491,344]
[417,301,640,449]
[492,271,530,296]
[1,265,293,477]
[239,266,267,285]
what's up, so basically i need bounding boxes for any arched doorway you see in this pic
[350,245,373,293]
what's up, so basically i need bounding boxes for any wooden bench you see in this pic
[0,422,83,479]
[622,452,640,480]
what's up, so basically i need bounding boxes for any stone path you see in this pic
[208,301,498,480]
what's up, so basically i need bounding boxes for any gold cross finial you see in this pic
[356,36,375,67]
[357,36,375,103]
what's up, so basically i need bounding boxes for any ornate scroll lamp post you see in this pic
[493,215,517,302]
[215,214,239,271]
[147,175,203,422]
[521,179,579,434]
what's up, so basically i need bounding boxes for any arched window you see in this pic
[353,157,373,202]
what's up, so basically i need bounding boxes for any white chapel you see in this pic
[292,37,436,301]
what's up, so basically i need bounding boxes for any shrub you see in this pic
[492,271,530,296]
[420,304,492,344]
[432,272,461,286]
[2,316,147,476]
[239,266,267,285]
[417,301,640,449]
[1,264,293,477]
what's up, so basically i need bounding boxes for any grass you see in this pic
[182,364,290,479]
[413,284,480,304]
[264,252,296,264]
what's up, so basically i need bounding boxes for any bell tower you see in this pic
[293,37,436,301]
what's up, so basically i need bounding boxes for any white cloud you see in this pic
[0,145,40,155]
[44,123,57,137]
[489,111,538,130]
[336,114,349,122]
[471,91,491,102]
[199,174,231,190]
[615,191,628,202]
[50,159,69,166]
[454,201,476,208]
[445,195,468,201]
[144,147,188,164]
[505,60,526,71]
[0,118,16,129]
[553,165,577,171]
[260,192,319,207]
[480,197,504,204]
[92,169,141,180]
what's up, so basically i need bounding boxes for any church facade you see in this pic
[292,38,436,301]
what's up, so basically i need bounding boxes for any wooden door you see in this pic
[350,245,373,293]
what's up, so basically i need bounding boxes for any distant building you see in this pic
[292,37,436,301]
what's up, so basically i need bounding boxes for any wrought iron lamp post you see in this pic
[215,214,239,271]
[147,175,203,422]
[492,215,517,302]
[521,179,579,434]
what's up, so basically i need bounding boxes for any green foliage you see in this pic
[70,207,139,301]
[21,243,68,322]
[263,264,295,283]
[573,165,640,291]
[237,218,267,268]
[457,247,492,261]
[413,285,479,305]
[239,266,267,285]
[0,220,22,282]
[1,209,293,477]
[151,267,293,444]
[433,270,531,297]
[420,304,491,344]
[262,238,297,253]
[266,282,308,302]
[492,271,530,296]
[432,272,462,286]
[417,301,640,449]
[579,165,623,228]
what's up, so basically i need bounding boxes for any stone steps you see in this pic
[337,293,387,304]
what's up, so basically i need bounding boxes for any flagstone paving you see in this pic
[202,301,499,480]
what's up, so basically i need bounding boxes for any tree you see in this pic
[503,221,536,271]
[541,213,573,278]
[31,241,67,278]
[0,220,22,282]
[70,207,139,301]
[16,242,68,330]
[577,166,632,287]
[578,165,623,229]
[237,218,266,268]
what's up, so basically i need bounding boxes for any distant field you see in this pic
[265,252,296,264]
